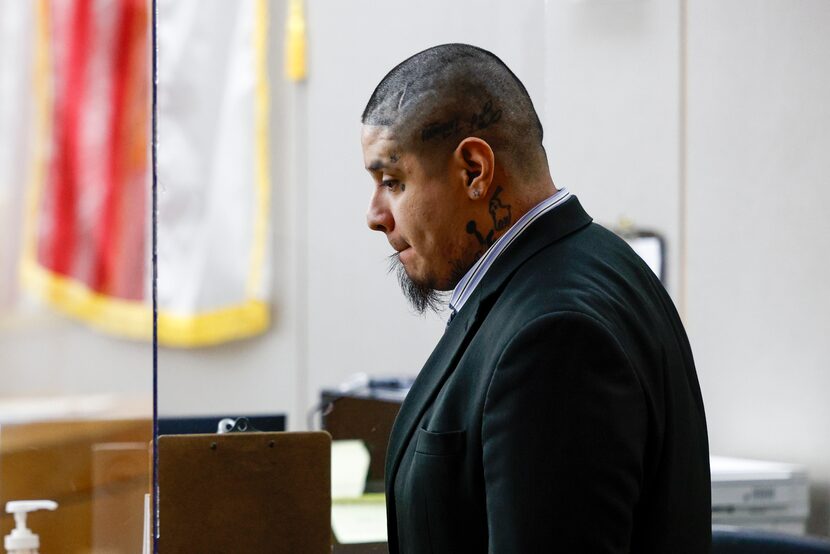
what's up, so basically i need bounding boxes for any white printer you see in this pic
[710,456,810,534]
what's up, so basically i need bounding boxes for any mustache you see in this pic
[386,251,402,275]
[387,252,446,315]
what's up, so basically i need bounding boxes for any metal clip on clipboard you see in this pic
[216,416,261,434]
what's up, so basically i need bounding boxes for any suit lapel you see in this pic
[384,195,593,540]
[385,299,484,487]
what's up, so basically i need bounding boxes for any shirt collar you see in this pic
[448,188,571,316]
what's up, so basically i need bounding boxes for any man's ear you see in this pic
[453,137,494,200]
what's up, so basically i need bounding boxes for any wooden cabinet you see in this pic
[0,419,151,554]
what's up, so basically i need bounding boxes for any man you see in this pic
[361,44,710,553]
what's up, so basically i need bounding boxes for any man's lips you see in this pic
[391,244,412,265]
[389,240,410,254]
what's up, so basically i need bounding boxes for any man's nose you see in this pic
[366,194,394,233]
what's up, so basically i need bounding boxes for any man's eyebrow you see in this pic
[367,160,386,172]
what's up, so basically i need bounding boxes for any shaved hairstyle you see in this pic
[362,43,548,179]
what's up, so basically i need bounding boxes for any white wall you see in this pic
[686,0,830,533]
[0,0,33,310]
[545,0,683,302]
[1,315,152,397]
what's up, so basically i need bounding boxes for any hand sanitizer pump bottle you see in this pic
[4,501,58,554]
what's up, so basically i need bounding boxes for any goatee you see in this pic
[387,253,448,315]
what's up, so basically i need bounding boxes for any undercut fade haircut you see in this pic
[362,44,547,179]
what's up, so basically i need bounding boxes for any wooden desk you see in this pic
[0,418,151,554]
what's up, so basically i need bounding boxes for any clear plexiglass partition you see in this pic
[1,1,153,552]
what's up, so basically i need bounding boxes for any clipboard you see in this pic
[158,431,331,553]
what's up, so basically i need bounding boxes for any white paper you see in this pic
[627,236,663,280]
[331,501,388,544]
[331,440,371,500]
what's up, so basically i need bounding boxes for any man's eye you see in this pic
[381,179,400,190]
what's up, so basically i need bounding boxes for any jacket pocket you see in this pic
[412,427,468,553]
[415,427,466,456]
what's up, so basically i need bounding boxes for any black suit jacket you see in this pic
[385,196,711,553]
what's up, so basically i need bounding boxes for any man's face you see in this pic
[362,125,472,308]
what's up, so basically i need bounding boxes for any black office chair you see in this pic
[713,526,830,553]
